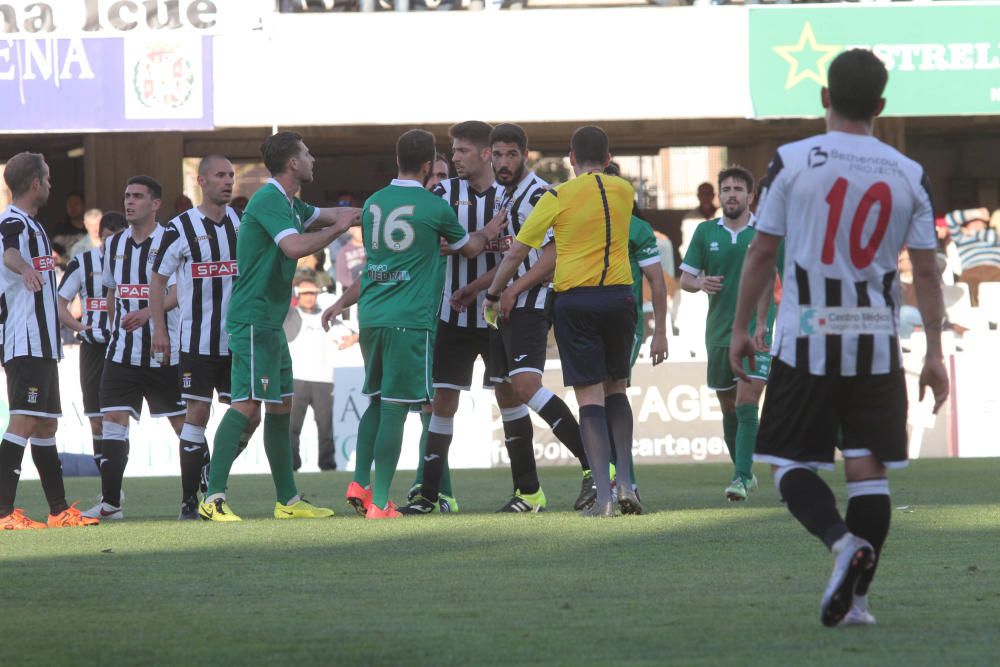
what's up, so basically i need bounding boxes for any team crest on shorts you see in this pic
[260,376,270,391]
[27,387,39,404]
[182,373,192,389]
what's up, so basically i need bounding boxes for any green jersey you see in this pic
[680,217,776,348]
[628,215,660,312]
[227,179,318,331]
[358,179,469,330]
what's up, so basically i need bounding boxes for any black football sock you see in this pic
[846,479,892,595]
[179,423,207,501]
[528,388,590,471]
[92,436,104,473]
[778,467,848,550]
[605,393,634,490]
[501,406,538,495]
[0,435,28,518]
[101,438,128,508]
[420,416,453,503]
[578,405,613,506]
[30,440,68,515]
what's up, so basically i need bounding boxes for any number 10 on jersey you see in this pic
[822,178,892,269]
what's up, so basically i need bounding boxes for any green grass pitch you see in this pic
[3,459,998,666]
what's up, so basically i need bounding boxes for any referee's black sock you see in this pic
[501,406,539,495]
[92,436,104,473]
[528,388,590,471]
[420,416,453,503]
[0,435,28,518]
[31,439,68,515]
[778,467,848,550]
[179,423,207,501]
[845,479,891,595]
[578,405,613,506]
[605,393,634,490]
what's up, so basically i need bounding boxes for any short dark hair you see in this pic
[827,49,887,122]
[717,165,755,194]
[261,131,304,176]
[3,152,47,197]
[126,175,162,200]
[99,211,128,235]
[489,123,528,152]
[570,126,609,165]
[397,129,436,174]
[449,121,493,149]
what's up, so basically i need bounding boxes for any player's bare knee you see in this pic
[717,389,736,413]
[231,399,261,421]
[735,379,764,406]
[103,411,130,427]
[6,414,36,438]
[433,388,459,417]
[185,400,211,427]
[844,454,886,482]
[494,382,521,409]
[511,374,542,406]
[89,417,104,437]
[31,418,57,440]
[604,378,627,396]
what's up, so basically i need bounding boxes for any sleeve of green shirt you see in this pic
[516,190,560,249]
[292,197,320,230]
[632,219,660,267]
[679,222,706,276]
[254,192,301,245]
[435,202,469,250]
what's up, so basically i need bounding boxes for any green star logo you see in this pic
[773,22,842,90]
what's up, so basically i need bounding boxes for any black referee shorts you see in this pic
[180,352,232,404]
[755,359,909,470]
[487,307,551,384]
[552,285,636,388]
[432,321,493,390]
[79,341,108,418]
[5,356,61,418]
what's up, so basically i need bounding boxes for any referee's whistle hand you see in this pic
[729,331,754,382]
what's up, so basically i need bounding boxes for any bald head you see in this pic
[197,154,235,207]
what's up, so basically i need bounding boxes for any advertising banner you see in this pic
[749,4,1000,118]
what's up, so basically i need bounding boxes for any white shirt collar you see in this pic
[267,177,290,201]
[391,178,424,188]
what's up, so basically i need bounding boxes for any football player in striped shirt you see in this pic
[0,152,97,529]
[82,175,187,521]
[57,211,128,474]
[150,155,258,520]
[730,49,948,626]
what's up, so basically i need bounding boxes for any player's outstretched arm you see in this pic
[640,262,669,365]
[729,231,781,382]
[910,247,949,413]
[279,220,353,260]
[309,206,363,230]
[322,279,361,331]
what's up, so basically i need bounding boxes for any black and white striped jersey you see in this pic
[152,206,240,356]
[102,224,180,368]
[433,177,500,329]
[0,205,62,363]
[58,248,110,345]
[496,172,553,311]
[756,131,936,376]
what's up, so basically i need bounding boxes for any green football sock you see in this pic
[263,412,297,505]
[722,410,738,465]
[440,446,454,498]
[372,401,409,510]
[413,409,431,488]
[354,398,380,487]
[206,409,250,498]
[735,404,759,482]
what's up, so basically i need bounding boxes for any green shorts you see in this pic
[707,346,770,391]
[361,326,433,404]
[229,323,293,404]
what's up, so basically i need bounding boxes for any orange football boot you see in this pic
[365,503,401,520]
[0,508,47,530]
[346,481,373,516]
[48,502,100,527]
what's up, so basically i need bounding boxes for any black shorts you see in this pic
[180,352,232,404]
[100,360,185,420]
[5,356,61,418]
[756,359,908,470]
[487,307,551,384]
[552,285,636,387]
[432,321,493,390]
[79,341,108,417]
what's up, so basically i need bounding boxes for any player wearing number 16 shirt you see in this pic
[730,49,948,628]
[348,129,504,519]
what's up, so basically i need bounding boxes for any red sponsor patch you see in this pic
[84,297,108,312]
[191,260,238,278]
[117,284,150,300]
[32,255,55,271]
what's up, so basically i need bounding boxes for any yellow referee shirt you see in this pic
[516,172,634,292]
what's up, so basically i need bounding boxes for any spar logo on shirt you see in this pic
[85,298,108,312]
[32,255,55,271]
[484,236,513,254]
[191,261,238,278]
[117,284,150,300]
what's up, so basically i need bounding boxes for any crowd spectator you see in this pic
[943,207,1000,306]
[51,190,87,250]
[69,208,104,257]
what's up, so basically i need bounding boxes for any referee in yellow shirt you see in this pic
[486,126,639,517]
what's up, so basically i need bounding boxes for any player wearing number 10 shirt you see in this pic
[350,129,503,519]
[730,49,947,629]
